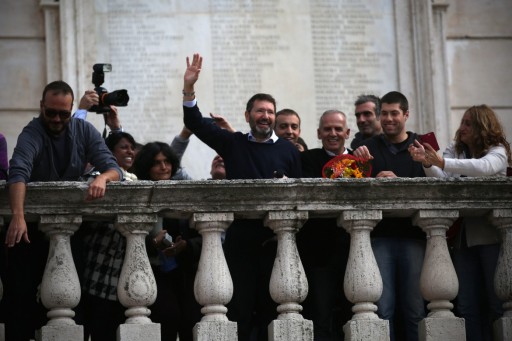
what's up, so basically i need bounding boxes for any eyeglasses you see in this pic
[43,107,72,120]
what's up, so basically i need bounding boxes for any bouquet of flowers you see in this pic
[321,154,372,179]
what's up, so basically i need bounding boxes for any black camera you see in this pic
[90,63,129,113]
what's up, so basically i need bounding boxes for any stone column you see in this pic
[264,211,313,341]
[190,212,237,341]
[115,213,160,341]
[57,0,78,93]
[338,210,389,341]
[413,210,465,341]
[490,209,512,340]
[431,0,452,145]
[40,0,62,82]
[37,214,83,341]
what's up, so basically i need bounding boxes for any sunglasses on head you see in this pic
[43,107,72,120]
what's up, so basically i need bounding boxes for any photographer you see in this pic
[73,100,193,180]
[73,90,123,134]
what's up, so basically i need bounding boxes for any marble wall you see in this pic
[80,0,402,178]
[445,0,512,140]
[0,0,510,179]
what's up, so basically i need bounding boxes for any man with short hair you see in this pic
[298,109,353,339]
[182,53,301,341]
[7,81,121,245]
[209,154,226,180]
[350,94,381,149]
[354,91,426,341]
[5,80,122,340]
[301,109,351,177]
[274,108,307,151]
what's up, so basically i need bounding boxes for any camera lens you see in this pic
[101,90,129,106]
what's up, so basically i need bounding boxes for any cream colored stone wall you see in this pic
[445,0,512,144]
[0,0,47,167]
[0,0,510,180]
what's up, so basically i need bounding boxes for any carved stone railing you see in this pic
[1,177,511,341]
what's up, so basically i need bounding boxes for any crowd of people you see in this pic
[0,52,510,341]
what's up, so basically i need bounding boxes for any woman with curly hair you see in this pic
[104,131,138,180]
[409,104,511,341]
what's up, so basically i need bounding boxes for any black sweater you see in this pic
[363,132,426,239]
[184,104,301,179]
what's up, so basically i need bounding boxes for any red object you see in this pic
[419,132,440,151]
[446,217,463,245]
[321,154,372,178]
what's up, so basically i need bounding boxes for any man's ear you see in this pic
[404,110,409,121]
[317,128,321,140]
[245,111,250,123]
[346,128,351,138]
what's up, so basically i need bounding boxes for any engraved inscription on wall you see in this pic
[310,0,397,122]
[90,0,397,178]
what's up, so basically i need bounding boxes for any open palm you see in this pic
[184,53,203,86]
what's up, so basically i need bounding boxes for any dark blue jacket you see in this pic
[184,104,301,179]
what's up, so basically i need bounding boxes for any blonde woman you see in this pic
[409,104,511,341]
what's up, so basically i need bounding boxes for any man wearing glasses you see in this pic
[4,80,121,340]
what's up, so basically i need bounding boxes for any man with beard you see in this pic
[4,80,121,341]
[350,94,382,149]
[182,53,301,341]
[353,91,426,341]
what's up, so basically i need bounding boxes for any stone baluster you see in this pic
[38,214,83,341]
[264,210,313,341]
[115,213,160,341]
[338,210,388,340]
[413,210,465,341]
[190,212,237,341]
[490,208,512,340]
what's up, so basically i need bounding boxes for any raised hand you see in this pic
[408,139,427,163]
[210,112,236,132]
[106,105,121,130]
[408,139,443,168]
[78,90,99,110]
[184,53,203,89]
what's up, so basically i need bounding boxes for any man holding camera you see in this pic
[4,80,121,340]
[73,89,125,136]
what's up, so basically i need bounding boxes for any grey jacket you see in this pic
[8,116,122,184]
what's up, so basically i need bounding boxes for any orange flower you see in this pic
[322,154,372,179]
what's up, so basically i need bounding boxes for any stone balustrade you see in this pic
[1,177,511,341]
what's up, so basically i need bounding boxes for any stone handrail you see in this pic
[0,177,511,341]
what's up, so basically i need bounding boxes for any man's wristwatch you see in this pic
[109,125,123,134]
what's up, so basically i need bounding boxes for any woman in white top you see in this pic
[409,104,511,341]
